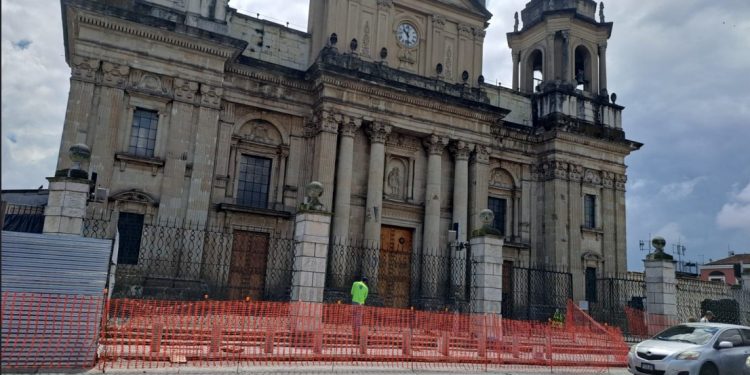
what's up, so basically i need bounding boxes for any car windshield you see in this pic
[654,325,719,345]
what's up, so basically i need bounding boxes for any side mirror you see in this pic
[717,341,734,349]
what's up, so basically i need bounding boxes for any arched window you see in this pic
[708,270,726,283]
[526,49,544,92]
[574,45,593,92]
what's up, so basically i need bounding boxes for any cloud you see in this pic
[658,176,706,201]
[716,182,750,232]
[12,39,31,50]
[654,222,688,245]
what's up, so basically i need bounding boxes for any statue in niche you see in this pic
[387,167,401,197]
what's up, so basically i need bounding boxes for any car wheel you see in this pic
[699,362,719,375]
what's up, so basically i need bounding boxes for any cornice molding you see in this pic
[317,75,499,123]
[77,12,235,58]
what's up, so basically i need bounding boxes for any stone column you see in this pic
[598,42,608,95]
[312,110,340,209]
[469,210,505,314]
[451,141,472,243]
[450,141,472,301]
[644,255,677,335]
[421,134,448,303]
[330,117,361,289]
[363,121,391,290]
[469,145,490,232]
[512,53,520,90]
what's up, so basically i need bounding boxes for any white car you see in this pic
[627,323,750,375]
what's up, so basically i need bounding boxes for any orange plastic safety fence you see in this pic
[1,291,104,369]
[99,298,629,370]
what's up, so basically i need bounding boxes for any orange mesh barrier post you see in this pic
[359,326,368,355]
[209,323,222,354]
[150,321,162,354]
[477,314,487,358]
[264,329,275,354]
[402,329,412,356]
[545,325,553,366]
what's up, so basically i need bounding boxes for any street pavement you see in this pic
[20,364,631,375]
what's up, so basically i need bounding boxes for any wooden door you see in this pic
[379,226,412,308]
[228,231,269,300]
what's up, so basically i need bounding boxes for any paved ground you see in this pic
[29,364,629,375]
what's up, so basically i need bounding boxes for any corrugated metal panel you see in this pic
[1,231,112,295]
[1,231,112,369]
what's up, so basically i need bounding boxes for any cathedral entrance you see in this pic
[379,225,413,308]
[228,231,269,300]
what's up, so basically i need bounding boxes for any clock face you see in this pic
[396,23,418,48]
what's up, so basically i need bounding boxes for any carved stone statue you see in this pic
[387,167,401,197]
[300,181,325,211]
[514,12,519,32]
[599,2,605,23]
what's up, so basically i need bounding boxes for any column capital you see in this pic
[71,56,100,82]
[339,116,362,138]
[423,134,449,155]
[450,140,474,161]
[367,121,392,144]
[316,109,341,134]
[472,144,490,164]
[569,163,583,182]
[615,173,627,191]
[598,41,608,51]
[602,171,616,189]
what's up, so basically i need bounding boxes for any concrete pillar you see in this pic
[421,135,448,303]
[289,199,332,333]
[644,258,677,335]
[363,121,391,290]
[331,117,360,288]
[598,42,608,95]
[291,211,331,303]
[470,233,504,314]
[43,175,90,236]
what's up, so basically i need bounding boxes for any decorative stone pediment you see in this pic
[489,168,514,190]
[237,120,282,146]
[583,168,602,185]
[109,189,158,205]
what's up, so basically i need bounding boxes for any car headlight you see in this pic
[676,350,701,360]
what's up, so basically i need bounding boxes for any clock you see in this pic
[396,23,418,48]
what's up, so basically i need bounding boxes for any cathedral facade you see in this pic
[56,0,640,306]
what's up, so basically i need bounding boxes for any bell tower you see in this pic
[507,0,611,97]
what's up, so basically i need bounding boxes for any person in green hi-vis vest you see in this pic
[351,277,369,341]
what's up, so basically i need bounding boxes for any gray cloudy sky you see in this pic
[2,0,749,270]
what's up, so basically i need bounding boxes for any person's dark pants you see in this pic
[352,302,363,342]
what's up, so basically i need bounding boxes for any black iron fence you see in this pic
[2,203,45,233]
[324,239,472,312]
[589,273,647,340]
[503,264,572,321]
[676,277,750,326]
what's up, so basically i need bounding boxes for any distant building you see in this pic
[700,253,750,285]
